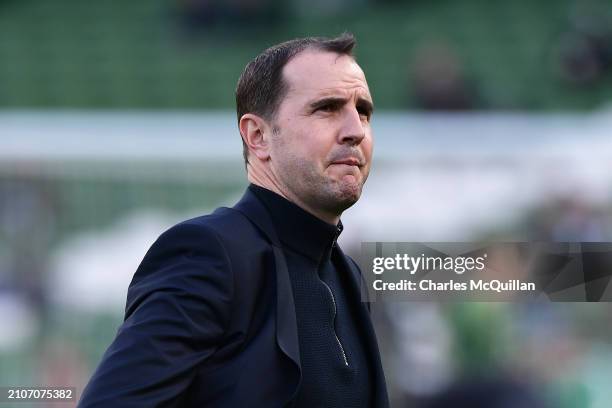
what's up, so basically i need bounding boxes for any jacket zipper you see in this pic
[321,280,349,366]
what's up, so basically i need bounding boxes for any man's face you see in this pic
[268,50,374,219]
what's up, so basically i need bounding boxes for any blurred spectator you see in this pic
[550,198,610,241]
[554,1,612,86]
[410,41,481,111]
[0,174,58,312]
[38,340,88,408]
[176,0,285,34]
[555,32,610,85]
[383,303,453,407]
[422,375,549,408]
[528,196,612,242]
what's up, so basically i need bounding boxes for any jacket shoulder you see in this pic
[168,207,269,253]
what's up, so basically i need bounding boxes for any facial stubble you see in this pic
[271,127,368,219]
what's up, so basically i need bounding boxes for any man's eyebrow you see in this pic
[309,96,375,114]
[309,97,347,110]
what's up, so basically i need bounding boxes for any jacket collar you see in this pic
[248,184,342,264]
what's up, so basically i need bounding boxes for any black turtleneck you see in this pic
[249,184,373,408]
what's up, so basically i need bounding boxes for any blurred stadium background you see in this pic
[1,0,612,407]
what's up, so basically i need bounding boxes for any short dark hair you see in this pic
[235,33,356,166]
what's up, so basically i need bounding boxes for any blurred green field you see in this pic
[0,0,611,110]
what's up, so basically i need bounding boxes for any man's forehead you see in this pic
[282,50,371,99]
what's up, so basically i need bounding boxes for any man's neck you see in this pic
[247,174,340,226]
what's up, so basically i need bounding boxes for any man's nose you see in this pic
[338,107,366,145]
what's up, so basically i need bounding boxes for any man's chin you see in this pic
[332,181,363,209]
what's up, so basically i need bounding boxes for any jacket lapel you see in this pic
[230,189,302,404]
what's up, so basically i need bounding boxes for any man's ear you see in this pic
[239,113,273,161]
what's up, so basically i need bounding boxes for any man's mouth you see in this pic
[330,157,362,167]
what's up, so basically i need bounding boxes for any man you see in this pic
[79,33,389,407]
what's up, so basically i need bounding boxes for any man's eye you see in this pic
[357,108,371,120]
[318,104,335,112]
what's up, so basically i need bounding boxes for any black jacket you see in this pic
[78,187,389,407]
